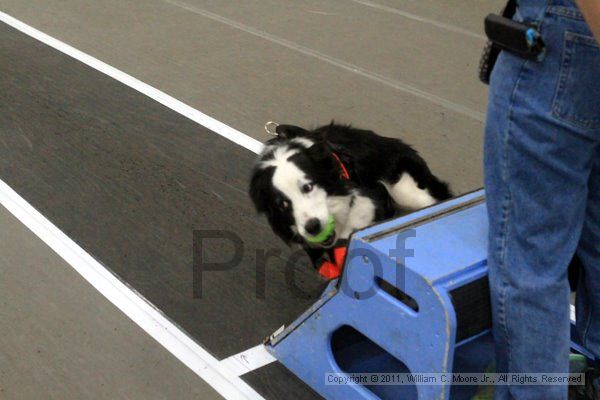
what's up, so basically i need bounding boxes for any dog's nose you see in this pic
[305,218,322,235]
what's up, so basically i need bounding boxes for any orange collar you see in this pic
[318,245,347,280]
[331,152,350,180]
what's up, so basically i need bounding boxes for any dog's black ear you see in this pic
[275,124,309,139]
[249,166,273,213]
[305,138,333,164]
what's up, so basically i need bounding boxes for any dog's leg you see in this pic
[383,154,452,210]
[382,173,438,210]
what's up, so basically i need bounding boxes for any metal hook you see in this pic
[265,121,279,136]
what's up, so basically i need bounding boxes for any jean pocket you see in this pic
[551,32,600,130]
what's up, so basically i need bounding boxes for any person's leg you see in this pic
[484,3,600,399]
[576,148,600,360]
[485,76,594,400]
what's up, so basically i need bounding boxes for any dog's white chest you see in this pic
[328,194,376,239]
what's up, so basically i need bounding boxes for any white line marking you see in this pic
[306,10,337,16]
[163,0,485,123]
[0,11,277,386]
[350,0,486,41]
[0,11,264,155]
[219,345,277,377]
[0,6,490,386]
[0,178,264,400]
[571,304,576,322]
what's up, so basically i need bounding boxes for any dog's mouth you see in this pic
[302,216,337,248]
[318,231,337,248]
[304,230,336,248]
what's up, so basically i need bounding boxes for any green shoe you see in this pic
[471,385,495,400]
[569,354,588,373]
[569,354,599,400]
[471,362,496,400]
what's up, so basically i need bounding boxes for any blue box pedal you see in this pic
[265,190,589,399]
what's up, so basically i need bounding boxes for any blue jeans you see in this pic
[484,0,600,398]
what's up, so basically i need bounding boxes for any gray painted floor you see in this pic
[0,206,222,400]
[0,0,503,193]
[0,0,503,398]
[0,20,321,398]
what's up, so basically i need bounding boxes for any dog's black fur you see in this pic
[249,123,452,268]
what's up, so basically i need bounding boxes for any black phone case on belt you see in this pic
[484,14,545,60]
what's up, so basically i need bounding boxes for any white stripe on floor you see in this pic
[349,0,486,40]
[0,9,280,390]
[0,178,265,400]
[163,0,486,123]
[219,345,277,377]
[0,11,264,155]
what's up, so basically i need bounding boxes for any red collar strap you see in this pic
[331,152,350,180]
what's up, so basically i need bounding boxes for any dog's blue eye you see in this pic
[302,183,314,194]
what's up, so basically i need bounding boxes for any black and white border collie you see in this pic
[249,123,452,268]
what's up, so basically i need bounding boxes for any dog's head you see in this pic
[249,125,349,247]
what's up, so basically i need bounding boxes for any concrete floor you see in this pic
[0,205,222,400]
[0,0,503,193]
[0,0,503,398]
